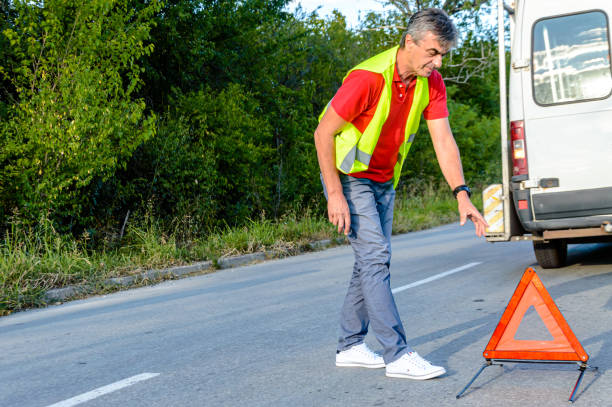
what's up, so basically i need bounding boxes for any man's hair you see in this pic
[400,8,457,50]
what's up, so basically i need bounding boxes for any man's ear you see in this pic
[403,34,415,48]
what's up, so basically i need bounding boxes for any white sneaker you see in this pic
[385,352,446,380]
[335,343,385,368]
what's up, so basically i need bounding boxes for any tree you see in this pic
[386,0,489,16]
[0,0,160,229]
[105,0,295,228]
[137,0,291,110]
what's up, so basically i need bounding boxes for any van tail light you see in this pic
[510,120,528,176]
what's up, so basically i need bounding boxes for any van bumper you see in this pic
[520,215,612,232]
[532,187,612,220]
[512,185,612,232]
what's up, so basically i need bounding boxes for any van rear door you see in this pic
[520,1,612,225]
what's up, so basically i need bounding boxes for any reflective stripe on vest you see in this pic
[319,46,430,188]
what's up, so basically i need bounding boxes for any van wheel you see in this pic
[533,240,567,268]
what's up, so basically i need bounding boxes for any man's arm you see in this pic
[427,117,489,237]
[314,106,351,235]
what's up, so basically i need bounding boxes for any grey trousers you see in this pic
[323,174,411,364]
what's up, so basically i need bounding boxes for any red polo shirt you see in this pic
[330,65,448,183]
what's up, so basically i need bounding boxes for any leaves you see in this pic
[0,0,503,238]
[0,0,160,227]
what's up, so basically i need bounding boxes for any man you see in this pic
[314,8,489,380]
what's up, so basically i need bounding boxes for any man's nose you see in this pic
[433,54,443,68]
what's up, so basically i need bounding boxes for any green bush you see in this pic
[114,84,275,232]
[0,0,159,229]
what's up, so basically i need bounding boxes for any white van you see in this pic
[484,0,612,268]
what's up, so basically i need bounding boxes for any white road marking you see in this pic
[392,262,482,294]
[45,373,160,407]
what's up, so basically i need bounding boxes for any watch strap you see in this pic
[453,184,471,198]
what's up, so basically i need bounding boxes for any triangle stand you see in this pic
[456,268,598,403]
[456,358,597,402]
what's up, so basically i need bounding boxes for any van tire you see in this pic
[533,240,567,268]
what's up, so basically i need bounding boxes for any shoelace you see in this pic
[406,353,433,368]
[356,346,381,361]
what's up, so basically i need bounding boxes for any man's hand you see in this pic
[457,192,489,237]
[328,191,351,235]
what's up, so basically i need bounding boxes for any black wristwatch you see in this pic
[453,184,471,198]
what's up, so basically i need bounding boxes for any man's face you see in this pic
[400,31,448,78]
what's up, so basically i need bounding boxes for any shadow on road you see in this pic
[566,242,612,267]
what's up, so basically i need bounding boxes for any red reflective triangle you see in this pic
[483,267,588,362]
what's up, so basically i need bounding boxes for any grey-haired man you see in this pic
[314,8,488,380]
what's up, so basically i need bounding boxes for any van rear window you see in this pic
[532,11,612,105]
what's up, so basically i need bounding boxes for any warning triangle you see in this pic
[483,267,588,362]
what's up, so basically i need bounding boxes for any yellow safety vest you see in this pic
[319,46,430,188]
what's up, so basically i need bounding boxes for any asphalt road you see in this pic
[1,223,611,407]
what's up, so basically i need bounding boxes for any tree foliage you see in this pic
[0,0,160,228]
[0,0,503,239]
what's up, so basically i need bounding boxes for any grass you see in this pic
[394,183,465,234]
[0,184,482,315]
